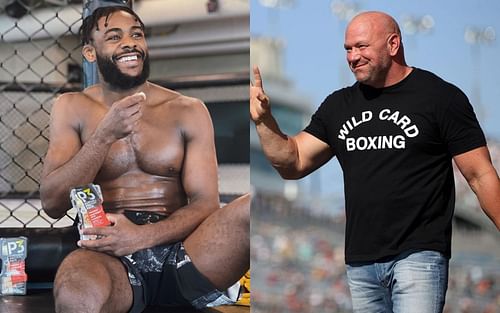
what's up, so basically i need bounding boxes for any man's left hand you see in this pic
[78,213,144,257]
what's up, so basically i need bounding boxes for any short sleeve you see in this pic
[438,88,486,156]
[303,95,333,147]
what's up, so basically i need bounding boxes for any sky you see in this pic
[250,0,500,209]
[251,0,500,140]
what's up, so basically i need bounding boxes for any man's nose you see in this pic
[120,36,136,49]
[347,48,361,63]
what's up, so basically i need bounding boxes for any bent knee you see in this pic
[54,249,112,313]
[54,249,131,313]
[54,273,110,313]
[54,249,114,301]
[231,193,250,224]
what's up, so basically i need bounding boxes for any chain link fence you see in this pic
[0,1,84,227]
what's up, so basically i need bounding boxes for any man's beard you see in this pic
[353,55,392,87]
[96,51,150,91]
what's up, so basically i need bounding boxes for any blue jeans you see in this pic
[346,250,449,313]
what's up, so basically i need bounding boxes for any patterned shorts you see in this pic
[120,211,233,313]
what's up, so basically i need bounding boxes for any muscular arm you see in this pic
[41,92,143,219]
[40,94,113,218]
[139,98,220,247]
[251,66,334,179]
[454,146,500,229]
[255,118,333,179]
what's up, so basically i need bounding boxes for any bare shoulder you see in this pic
[149,83,204,107]
[53,86,100,111]
[148,83,212,139]
[50,87,102,129]
[52,91,80,109]
[50,91,84,124]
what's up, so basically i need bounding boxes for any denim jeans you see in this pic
[346,250,449,313]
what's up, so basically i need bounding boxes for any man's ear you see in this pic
[387,33,401,57]
[82,45,96,62]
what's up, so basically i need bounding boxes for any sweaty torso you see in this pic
[78,84,188,215]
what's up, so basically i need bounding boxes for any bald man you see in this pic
[251,11,499,313]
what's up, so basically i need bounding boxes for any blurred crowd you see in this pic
[251,193,500,313]
[445,262,499,313]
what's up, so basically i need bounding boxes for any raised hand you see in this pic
[95,92,146,142]
[250,66,271,124]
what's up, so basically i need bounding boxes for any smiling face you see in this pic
[344,12,400,88]
[83,9,149,90]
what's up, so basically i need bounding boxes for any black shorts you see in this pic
[119,211,233,313]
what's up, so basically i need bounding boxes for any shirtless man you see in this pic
[40,6,249,313]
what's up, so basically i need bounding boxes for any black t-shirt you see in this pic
[304,68,486,263]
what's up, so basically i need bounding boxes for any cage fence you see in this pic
[0,0,84,227]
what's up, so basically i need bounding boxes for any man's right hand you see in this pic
[250,66,271,124]
[96,93,145,142]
